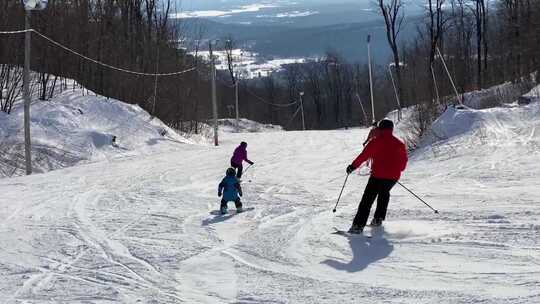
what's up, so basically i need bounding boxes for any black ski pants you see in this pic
[221,198,242,209]
[352,176,397,227]
[231,161,243,179]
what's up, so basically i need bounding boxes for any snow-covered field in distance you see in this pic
[172,0,403,27]
[194,48,306,79]
[0,85,539,302]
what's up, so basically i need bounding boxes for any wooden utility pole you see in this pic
[24,11,32,175]
[209,42,219,146]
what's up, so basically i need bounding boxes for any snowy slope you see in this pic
[0,100,539,302]
[0,87,193,178]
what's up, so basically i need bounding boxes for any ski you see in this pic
[209,206,254,216]
[332,227,372,238]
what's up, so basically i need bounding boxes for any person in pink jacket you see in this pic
[230,141,254,179]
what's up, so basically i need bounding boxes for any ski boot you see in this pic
[348,224,363,234]
[369,218,383,227]
[220,206,228,215]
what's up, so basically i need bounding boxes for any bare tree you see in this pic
[223,35,237,85]
[378,0,406,110]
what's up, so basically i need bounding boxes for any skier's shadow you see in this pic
[202,213,234,226]
[322,227,393,272]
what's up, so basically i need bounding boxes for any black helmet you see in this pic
[226,168,236,176]
[377,119,394,130]
[240,141,247,147]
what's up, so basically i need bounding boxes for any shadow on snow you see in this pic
[322,227,393,272]
[202,213,235,226]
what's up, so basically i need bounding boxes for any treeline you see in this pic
[241,0,540,131]
[1,0,539,134]
[398,0,540,108]
[234,54,395,130]
[0,0,214,133]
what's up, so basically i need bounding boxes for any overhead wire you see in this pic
[1,29,196,77]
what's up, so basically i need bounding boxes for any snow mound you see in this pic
[523,83,540,100]
[461,81,536,109]
[0,88,192,178]
[218,118,283,133]
[428,101,540,144]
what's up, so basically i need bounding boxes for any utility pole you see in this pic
[235,78,239,131]
[151,46,160,117]
[209,41,219,146]
[299,92,305,130]
[23,10,32,175]
[367,34,375,124]
[21,0,47,175]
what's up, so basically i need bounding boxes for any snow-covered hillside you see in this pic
[0,92,539,302]
[0,88,195,178]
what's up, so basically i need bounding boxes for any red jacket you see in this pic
[352,129,408,180]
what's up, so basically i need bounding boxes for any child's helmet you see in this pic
[226,168,236,176]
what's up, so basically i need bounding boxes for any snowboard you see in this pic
[209,206,255,216]
[332,227,372,238]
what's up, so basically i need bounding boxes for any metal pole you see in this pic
[151,46,160,116]
[367,35,375,123]
[436,47,462,105]
[355,93,369,126]
[209,42,218,146]
[24,10,32,175]
[388,64,402,120]
[235,79,239,131]
[431,63,440,105]
[299,92,305,130]
[397,181,439,214]
[332,174,350,213]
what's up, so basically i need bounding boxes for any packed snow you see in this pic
[0,87,539,303]
[0,86,194,178]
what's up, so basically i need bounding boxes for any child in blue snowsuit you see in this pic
[218,168,243,214]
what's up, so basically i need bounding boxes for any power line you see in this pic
[0,29,33,34]
[1,29,196,77]
[285,105,302,128]
[214,73,298,108]
[2,29,300,109]
[244,87,298,108]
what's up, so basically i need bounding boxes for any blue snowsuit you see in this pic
[218,175,243,210]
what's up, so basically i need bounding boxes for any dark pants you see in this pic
[231,161,243,179]
[221,198,242,209]
[353,176,397,227]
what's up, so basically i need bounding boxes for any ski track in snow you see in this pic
[1,105,540,303]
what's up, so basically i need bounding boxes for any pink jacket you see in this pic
[231,145,252,165]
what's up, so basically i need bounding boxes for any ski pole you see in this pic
[397,181,439,214]
[243,164,253,175]
[332,174,350,213]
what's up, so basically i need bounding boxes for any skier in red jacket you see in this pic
[346,119,408,233]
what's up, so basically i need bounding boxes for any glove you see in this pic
[346,164,355,174]
[248,161,254,165]
[218,191,222,197]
